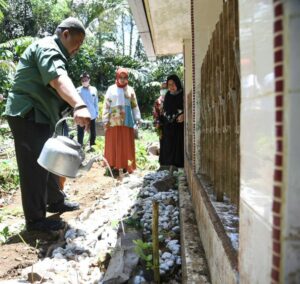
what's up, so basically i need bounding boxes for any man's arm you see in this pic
[50,74,91,128]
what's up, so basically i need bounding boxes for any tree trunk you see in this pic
[98,29,103,55]
[129,15,134,57]
[121,13,125,56]
[134,37,142,58]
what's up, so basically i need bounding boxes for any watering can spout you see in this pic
[38,117,104,178]
[77,155,103,177]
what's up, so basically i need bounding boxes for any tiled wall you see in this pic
[238,0,275,282]
[272,1,284,282]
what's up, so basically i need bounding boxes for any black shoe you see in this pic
[47,200,80,213]
[26,219,65,232]
[87,147,95,153]
[112,168,120,178]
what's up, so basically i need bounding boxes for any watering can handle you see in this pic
[54,117,91,148]
[53,117,74,137]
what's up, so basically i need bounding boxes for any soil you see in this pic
[0,163,116,281]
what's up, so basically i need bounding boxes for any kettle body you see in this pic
[38,135,85,178]
[37,117,101,178]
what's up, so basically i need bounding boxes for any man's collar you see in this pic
[54,35,70,59]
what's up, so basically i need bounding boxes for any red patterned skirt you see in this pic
[104,126,136,173]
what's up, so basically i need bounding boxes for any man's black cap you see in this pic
[80,72,90,79]
[58,17,86,34]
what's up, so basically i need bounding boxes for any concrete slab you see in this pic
[178,175,211,284]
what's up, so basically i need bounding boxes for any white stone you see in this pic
[172,226,180,233]
[166,259,175,267]
[161,252,172,259]
[160,263,169,271]
[176,256,182,265]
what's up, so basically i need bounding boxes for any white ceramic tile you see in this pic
[281,3,300,282]
[288,3,300,91]
[253,2,274,90]
[239,0,274,100]
[285,91,300,231]
[239,200,272,284]
[239,0,275,281]
[283,240,300,283]
[240,0,275,215]
[284,0,300,235]
[240,95,275,224]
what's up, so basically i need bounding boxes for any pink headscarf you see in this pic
[115,68,129,88]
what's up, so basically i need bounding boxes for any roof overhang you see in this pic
[128,0,191,60]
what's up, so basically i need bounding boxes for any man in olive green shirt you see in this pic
[5,18,91,232]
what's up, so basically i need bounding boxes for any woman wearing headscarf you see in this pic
[159,74,184,172]
[102,68,141,174]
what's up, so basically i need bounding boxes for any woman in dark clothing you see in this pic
[159,74,184,170]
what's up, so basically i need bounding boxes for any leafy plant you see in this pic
[135,129,159,171]
[0,159,19,193]
[123,215,141,229]
[110,219,119,229]
[0,219,25,244]
[133,239,153,270]
[135,142,148,170]
[92,136,105,153]
[0,225,10,243]
[0,0,8,22]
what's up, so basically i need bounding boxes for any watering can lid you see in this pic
[56,136,82,150]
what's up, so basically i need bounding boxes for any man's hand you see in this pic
[74,106,91,130]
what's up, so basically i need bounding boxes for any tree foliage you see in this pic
[0,0,8,22]
[0,0,183,117]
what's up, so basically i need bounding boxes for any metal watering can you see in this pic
[38,117,102,178]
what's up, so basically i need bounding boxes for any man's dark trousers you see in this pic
[77,118,96,146]
[7,115,65,223]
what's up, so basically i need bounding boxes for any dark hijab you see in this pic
[166,74,182,91]
[162,74,184,123]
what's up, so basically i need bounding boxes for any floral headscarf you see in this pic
[115,68,129,88]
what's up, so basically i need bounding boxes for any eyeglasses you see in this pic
[81,79,89,82]
[119,76,128,80]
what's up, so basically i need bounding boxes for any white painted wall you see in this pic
[238,0,275,283]
[282,1,300,282]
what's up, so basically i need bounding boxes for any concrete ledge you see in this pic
[178,174,211,284]
[185,160,238,284]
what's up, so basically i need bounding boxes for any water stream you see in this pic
[101,156,126,236]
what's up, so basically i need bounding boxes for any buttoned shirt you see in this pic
[4,36,69,129]
[76,86,98,120]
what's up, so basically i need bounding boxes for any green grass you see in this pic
[0,206,23,219]
[0,159,19,193]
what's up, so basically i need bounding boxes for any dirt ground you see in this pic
[0,163,116,280]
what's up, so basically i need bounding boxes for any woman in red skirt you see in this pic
[102,68,141,174]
